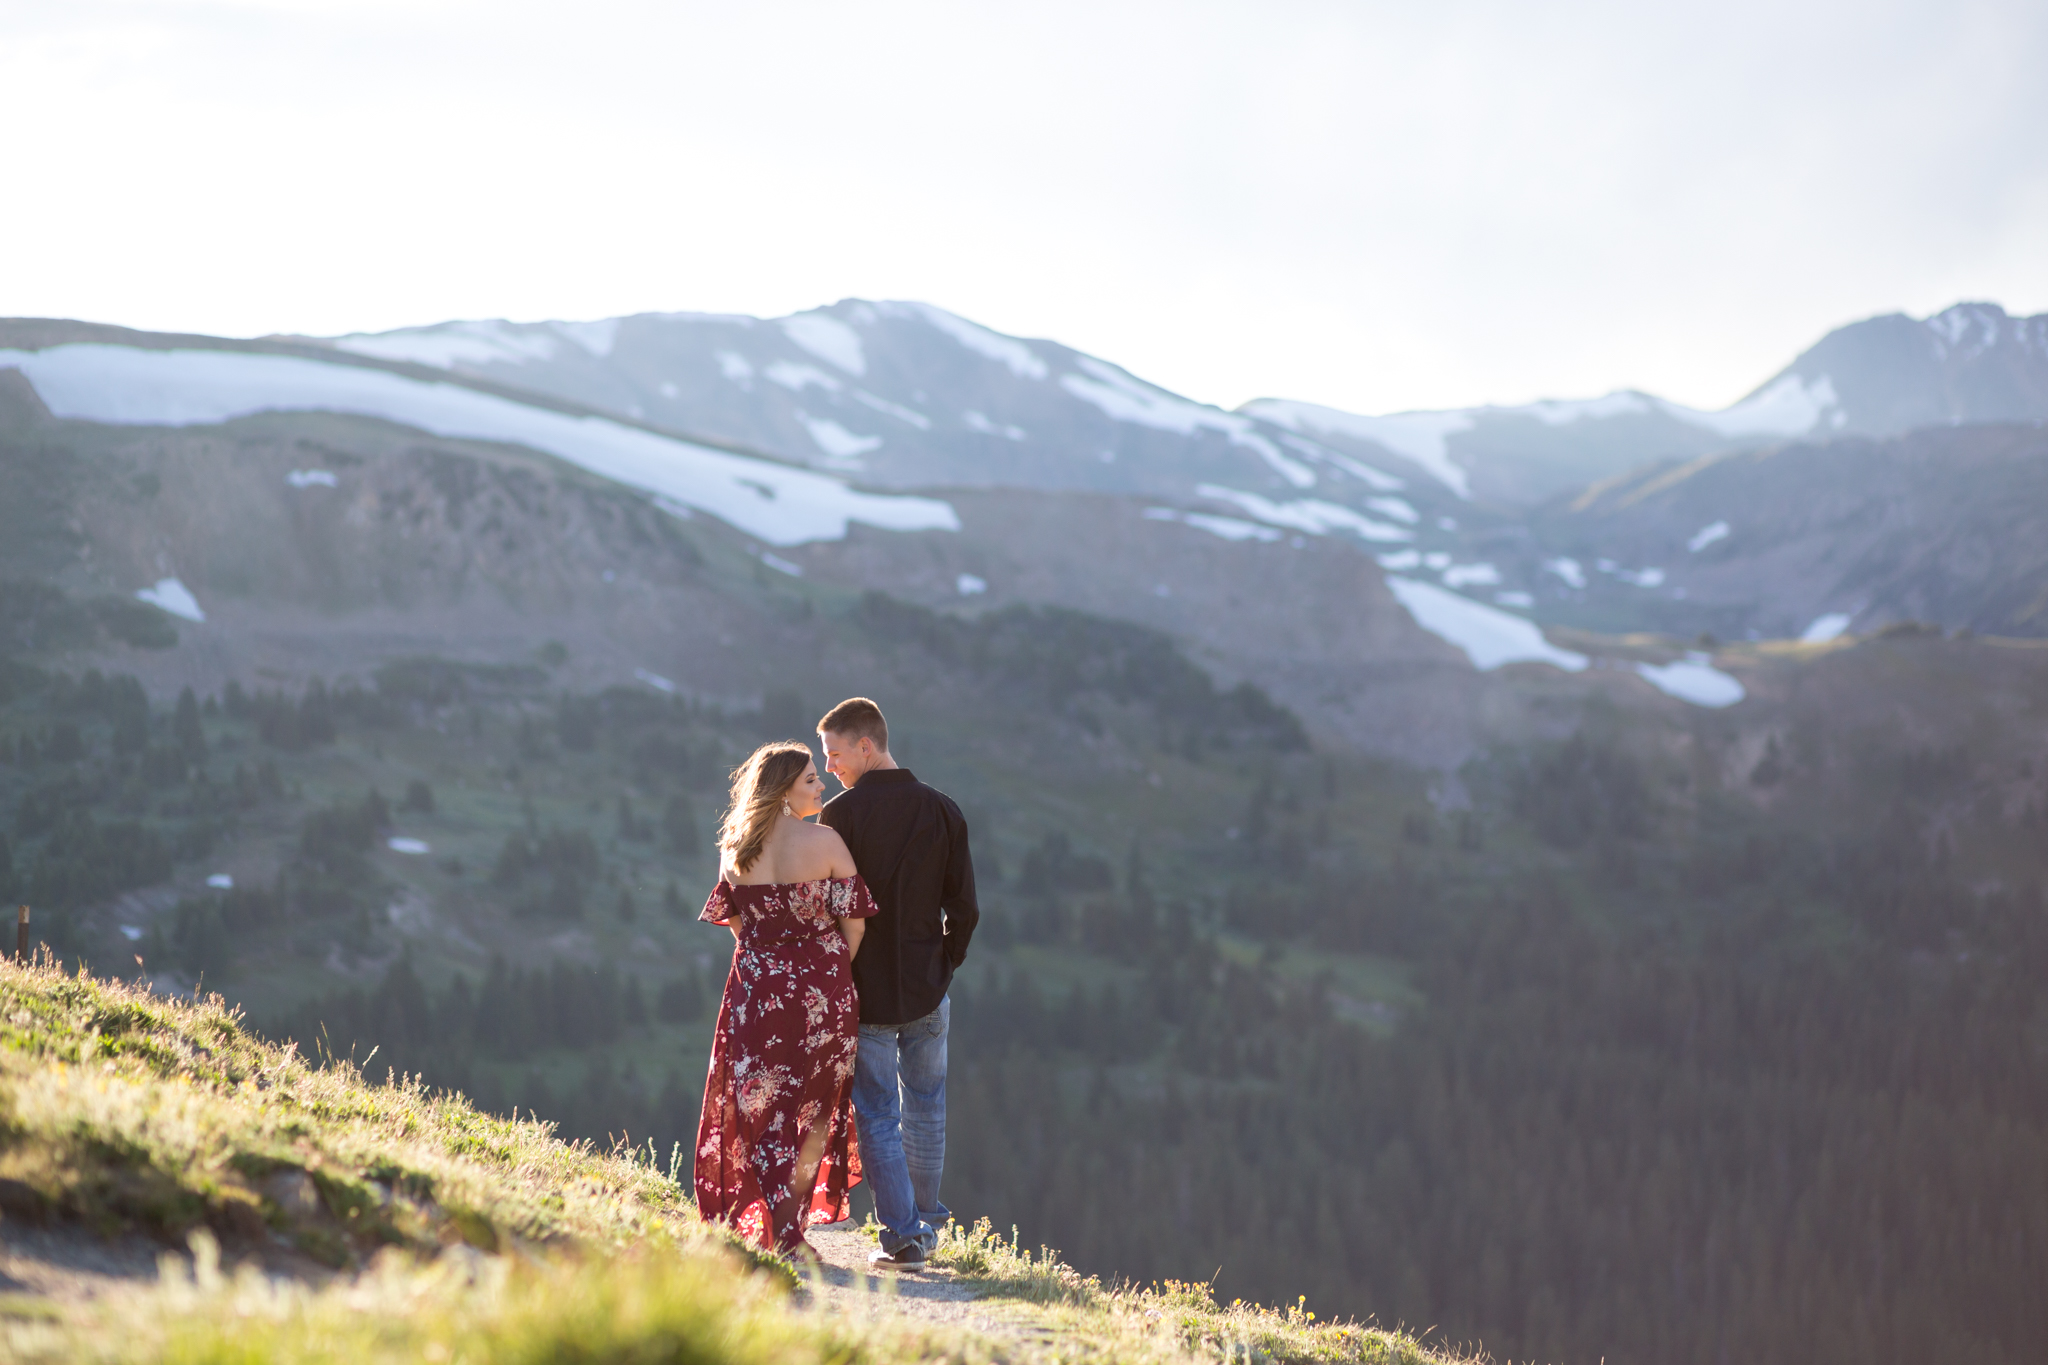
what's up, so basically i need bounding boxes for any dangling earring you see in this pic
[782,800,795,818]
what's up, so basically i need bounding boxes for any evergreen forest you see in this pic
[2,625,2044,1365]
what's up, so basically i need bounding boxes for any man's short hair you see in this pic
[817,696,888,751]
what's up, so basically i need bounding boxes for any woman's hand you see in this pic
[836,916,865,958]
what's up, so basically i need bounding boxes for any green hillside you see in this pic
[0,954,1461,1365]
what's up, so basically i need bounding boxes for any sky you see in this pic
[3,0,2045,415]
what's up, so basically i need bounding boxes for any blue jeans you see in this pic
[853,996,951,1254]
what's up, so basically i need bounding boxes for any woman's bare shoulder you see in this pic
[802,822,857,875]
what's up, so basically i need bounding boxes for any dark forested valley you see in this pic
[4,630,2046,1365]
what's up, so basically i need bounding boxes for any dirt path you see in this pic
[0,1223,168,1304]
[797,1221,1058,1351]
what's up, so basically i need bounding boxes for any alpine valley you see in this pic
[2,299,2045,1365]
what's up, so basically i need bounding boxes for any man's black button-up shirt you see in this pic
[818,768,979,1025]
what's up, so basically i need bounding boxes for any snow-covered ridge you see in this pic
[0,345,957,546]
[1923,302,2047,361]
[1245,400,1474,498]
[780,313,866,376]
[1245,373,1842,500]
[878,301,1050,380]
[337,317,621,368]
[1670,374,1840,438]
[1059,358,1319,488]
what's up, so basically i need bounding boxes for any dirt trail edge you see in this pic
[798,1222,1056,1352]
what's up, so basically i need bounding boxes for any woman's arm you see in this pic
[836,916,865,958]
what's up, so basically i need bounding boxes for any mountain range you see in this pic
[2,297,2044,768]
[324,298,2048,507]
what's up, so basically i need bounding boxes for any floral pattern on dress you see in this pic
[693,874,878,1254]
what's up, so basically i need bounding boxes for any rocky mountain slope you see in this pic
[1245,301,2048,506]
[1,319,1759,773]
[1530,421,2048,641]
[331,300,2048,515]
[9,295,2044,777]
[308,299,2048,651]
[327,301,1403,515]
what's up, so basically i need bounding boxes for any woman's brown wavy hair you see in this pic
[716,741,813,875]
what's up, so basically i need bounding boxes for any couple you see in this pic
[693,696,978,1268]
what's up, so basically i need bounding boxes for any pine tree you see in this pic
[173,686,206,760]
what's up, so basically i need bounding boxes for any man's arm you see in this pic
[940,802,979,967]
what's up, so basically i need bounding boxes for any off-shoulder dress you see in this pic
[693,875,879,1254]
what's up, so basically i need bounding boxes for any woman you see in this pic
[694,740,877,1256]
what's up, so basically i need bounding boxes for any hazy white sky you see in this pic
[4,0,2044,413]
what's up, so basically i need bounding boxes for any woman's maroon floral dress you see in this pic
[694,875,878,1253]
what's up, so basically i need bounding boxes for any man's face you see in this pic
[819,730,871,789]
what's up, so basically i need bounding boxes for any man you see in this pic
[816,697,979,1269]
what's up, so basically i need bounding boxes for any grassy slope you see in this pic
[0,956,1467,1365]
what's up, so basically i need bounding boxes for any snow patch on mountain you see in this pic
[1927,303,2007,360]
[1635,654,1744,707]
[1246,400,1474,499]
[1195,485,1412,542]
[851,391,931,429]
[337,320,566,369]
[1287,438,1405,491]
[336,317,621,368]
[798,416,882,463]
[1143,506,1284,543]
[963,410,1025,440]
[1672,373,1838,438]
[1366,496,1419,524]
[0,345,956,546]
[1387,578,1588,672]
[1063,360,1318,485]
[1234,433,1317,488]
[1688,520,1730,552]
[1801,612,1852,643]
[764,361,842,394]
[780,313,866,375]
[883,302,1049,380]
[1442,563,1500,589]
[137,577,204,622]
[1062,358,1229,435]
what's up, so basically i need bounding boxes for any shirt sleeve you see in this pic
[699,882,735,925]
[940,804,980,967]
[836,875,881,919]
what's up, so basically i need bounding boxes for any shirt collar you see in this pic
[854,768,916,788]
